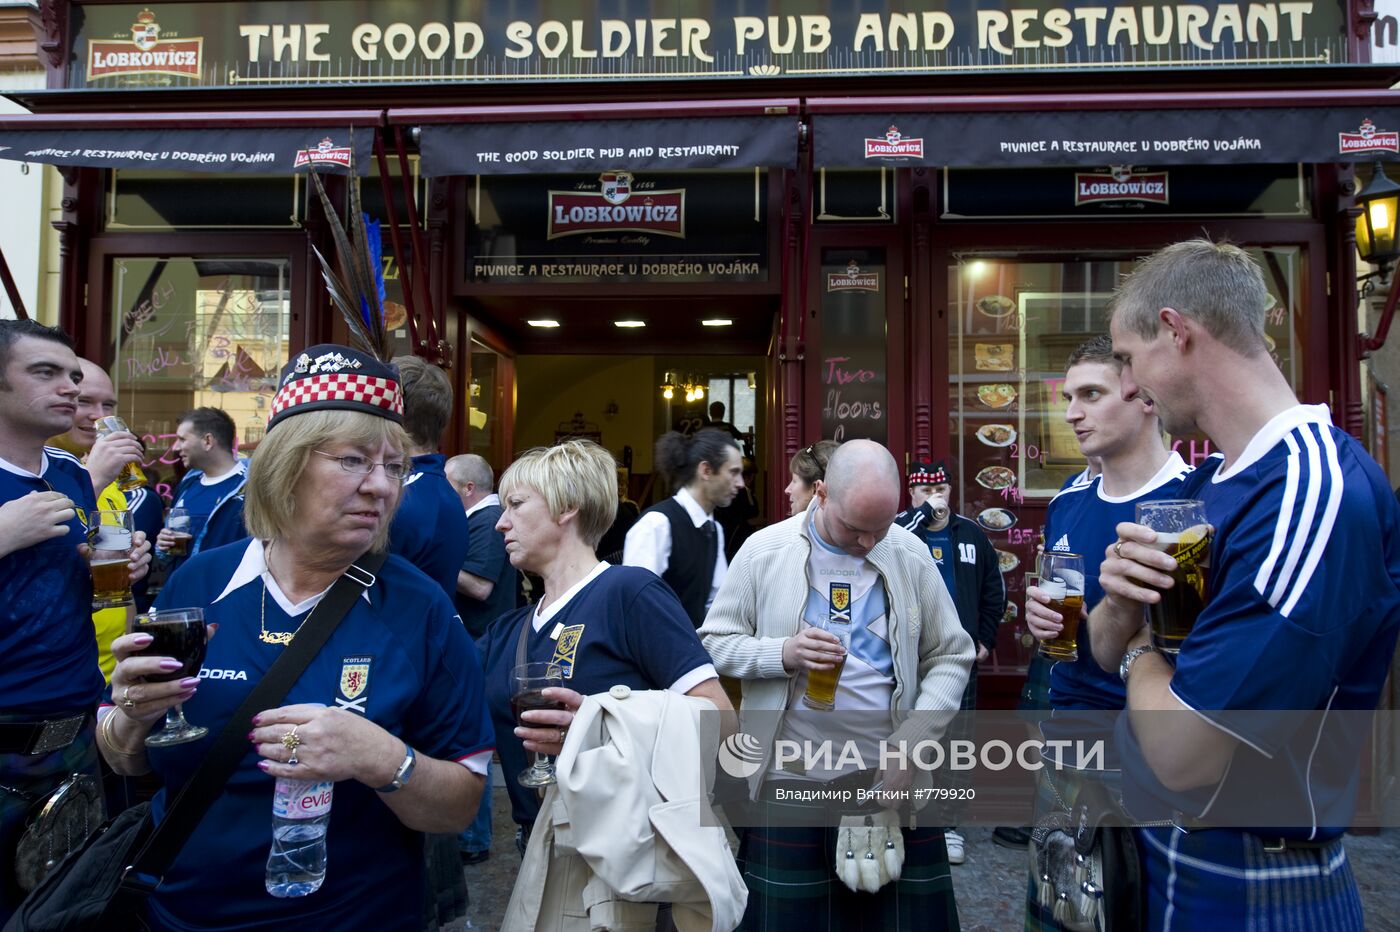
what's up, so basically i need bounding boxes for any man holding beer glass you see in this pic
[0,321,151,923]
[157,408,247,567]
[1090,240,1400,930]
[700,440,973,929]
[1017,334,1189,930]
[1025,335,1190,711]
[50,357,163,672]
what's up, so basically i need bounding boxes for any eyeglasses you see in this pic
[311,450,412,483]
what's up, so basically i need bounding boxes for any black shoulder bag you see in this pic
[5,550,387,932]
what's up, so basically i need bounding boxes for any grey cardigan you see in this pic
[699,505,974,783]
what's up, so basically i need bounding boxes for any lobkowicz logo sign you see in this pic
[1339,119,1400,156]
[546,171,686,239]
[864,125,924,161]
[1074,166,1170,206]
[827,260,880,292]
[88,8,203,80]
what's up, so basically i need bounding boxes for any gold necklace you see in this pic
[259,580,317,646]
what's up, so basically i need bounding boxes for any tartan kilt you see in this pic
[1136,826,1363,932]
[1018,655,1055,713]
[736,794,960,932]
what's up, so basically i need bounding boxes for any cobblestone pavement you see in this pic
[448,778,1400,931]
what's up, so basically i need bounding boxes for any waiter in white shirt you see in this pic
[623,428,745,628]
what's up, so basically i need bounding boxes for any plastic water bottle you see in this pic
[265,777,333,897]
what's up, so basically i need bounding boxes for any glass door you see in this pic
[110,256,292,503]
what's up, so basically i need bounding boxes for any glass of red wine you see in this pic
[512,661,564,788]
[133,608,209,747]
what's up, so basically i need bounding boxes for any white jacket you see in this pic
[502,687,747,932]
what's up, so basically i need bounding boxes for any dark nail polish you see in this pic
[257,761,269,771]
[251,714,262,725]
[247,731,256,742]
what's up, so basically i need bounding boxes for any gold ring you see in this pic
[281,726,301,752]
[1114,540,1125,559]
[121,686,135,710]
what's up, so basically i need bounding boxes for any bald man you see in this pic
[700,439,973,931]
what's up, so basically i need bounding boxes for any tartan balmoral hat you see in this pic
[907,460,950,487]
[268,343,404,431]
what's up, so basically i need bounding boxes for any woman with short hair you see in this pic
[478,439,731,842]
[100,345,493,930]
[783,440,839,517]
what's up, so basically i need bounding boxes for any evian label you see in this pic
[88,9,202,80]
[294,138,353,169]
[1339,119,1400,156]
[547,172,685,239]
[273,778,334,820]
[1074,167,1170,206]
[827,260,880,293]
[864,125,925,161]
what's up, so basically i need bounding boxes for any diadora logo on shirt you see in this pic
[198,668,247,681]
[1052,535,1072,553]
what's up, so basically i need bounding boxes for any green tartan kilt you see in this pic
[736,795,960,932]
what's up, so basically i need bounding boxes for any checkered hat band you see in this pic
[270,373,404,419]
[909,468,948,486]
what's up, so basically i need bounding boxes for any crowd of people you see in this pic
[0,237,1397,931]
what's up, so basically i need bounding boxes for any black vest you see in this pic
[645,496,716,628]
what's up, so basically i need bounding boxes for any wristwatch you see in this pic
[375,745,416,793]
[1119,644,1158,683]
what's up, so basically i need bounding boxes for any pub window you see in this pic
[110,257,292,503]
[106,170,303,230]
[814,169,896,223]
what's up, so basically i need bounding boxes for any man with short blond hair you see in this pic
[1095,239,1400,929]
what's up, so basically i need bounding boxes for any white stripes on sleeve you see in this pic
[1250,426,1345,619]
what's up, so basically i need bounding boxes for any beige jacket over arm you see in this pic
[503,688,746,932]
[698,507,974,789]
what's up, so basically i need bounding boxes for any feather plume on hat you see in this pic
[305,142,392,363]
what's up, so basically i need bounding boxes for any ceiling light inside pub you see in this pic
[614,320,646,328]
[526,319,561,328]
[701,318,733,327]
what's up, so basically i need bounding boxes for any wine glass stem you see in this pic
[167,705,186,730]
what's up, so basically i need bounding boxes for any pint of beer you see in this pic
[166,507,191,557]
[802,652,848,710]
[1136,500,1211,656]
[802,619,851,711]
[90,509,134,609]
[1038,552,1085,661]
[95,416,148,492]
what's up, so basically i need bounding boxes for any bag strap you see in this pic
[120,547,389,892]
[514,602,535,671]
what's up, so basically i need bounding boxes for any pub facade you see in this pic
[6,0,1400,708]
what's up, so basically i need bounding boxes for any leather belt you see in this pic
[0,714,89,755]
